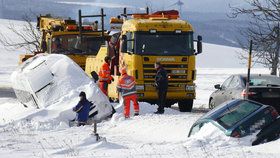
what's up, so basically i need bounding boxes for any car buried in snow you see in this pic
[188,99,280,145]
[209,74,280,112]
[11,54,114,122]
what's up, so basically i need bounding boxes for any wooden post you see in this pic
[276,23,280,76]
[78,10,82,40]
[245,40,253,99]
[146,7,149,14]
[101,8,104,37]
[93,122,100,141]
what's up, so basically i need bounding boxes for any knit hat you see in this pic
[79,91,86,98]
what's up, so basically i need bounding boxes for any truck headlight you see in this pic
[186,85,195,91]
[136,85,145,91]
[171,70,186,74]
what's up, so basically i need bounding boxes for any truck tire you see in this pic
[178,99,193,112]
[165,100,175,108]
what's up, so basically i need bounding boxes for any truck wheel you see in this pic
[178,99,193,112]
[165,100,174,108]
[165,103,172,108]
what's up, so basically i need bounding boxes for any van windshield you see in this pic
[134,32,194,56]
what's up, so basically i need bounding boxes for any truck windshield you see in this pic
[51,35,105,55]
[135,32,194,56]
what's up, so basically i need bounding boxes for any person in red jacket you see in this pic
[117,68,139,118]
[99,56,114,96]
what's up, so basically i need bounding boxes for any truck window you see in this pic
[135,32,194,56]
[126,32,134,53]
[51,35,105,55]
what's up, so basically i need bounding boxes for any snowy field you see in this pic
[0,19,279,157]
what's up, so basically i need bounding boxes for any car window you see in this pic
[228,76,240,89]
[189,123,205,136]
[217,101,261,129]
[249,76,280,86]
[222,76,233,90]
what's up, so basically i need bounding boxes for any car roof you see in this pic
[199,99,267,121]
[235,74,278,78]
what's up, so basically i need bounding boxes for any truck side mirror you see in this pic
[90,71,99,83]
[196,35,202,55]
[120,35,127,53]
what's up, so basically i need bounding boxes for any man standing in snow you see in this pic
[98,56,114,96]
[73,91,91,126]
[154,62,168,114]
[117,68,139,118]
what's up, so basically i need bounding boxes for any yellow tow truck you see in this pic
[19,9,110,70]
[85,9,202,112]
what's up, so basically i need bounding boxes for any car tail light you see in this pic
[241,89,256,97]
[270,108,279,119]
[66,25,78,31]
[83,26,93,30]
[231,131,241,138]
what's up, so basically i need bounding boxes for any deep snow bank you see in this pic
[185,123,257,148]
[11,54,113,122]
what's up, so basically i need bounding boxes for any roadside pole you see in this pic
[93,122,100,141]
[245,40,253,99]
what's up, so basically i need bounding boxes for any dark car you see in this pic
[209,74,280,112]
[188,99,279,145]
[252,117,280,145]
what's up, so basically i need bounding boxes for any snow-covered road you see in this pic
[0,101,279,158]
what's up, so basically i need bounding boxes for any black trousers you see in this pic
[157,89,167,112]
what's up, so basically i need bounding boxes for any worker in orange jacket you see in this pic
[117,68,139,118]
[99,56,114,96]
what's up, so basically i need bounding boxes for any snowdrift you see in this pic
[11,54,113,122]
[185,123,256,148]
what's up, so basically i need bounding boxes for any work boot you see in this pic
[134,113,139,116]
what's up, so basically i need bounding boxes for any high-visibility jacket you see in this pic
[117,74,137,97]
[99,62,113,83]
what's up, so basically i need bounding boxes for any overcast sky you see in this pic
[90,0,247,13]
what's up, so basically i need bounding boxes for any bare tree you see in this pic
[0,14,41,53]
[230,0,280,75]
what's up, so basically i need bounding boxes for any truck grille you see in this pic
[143,64,188,85]
[143,64,187,69]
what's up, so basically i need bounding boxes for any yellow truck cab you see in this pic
[19,9,110,70]
[86,10,202,112]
